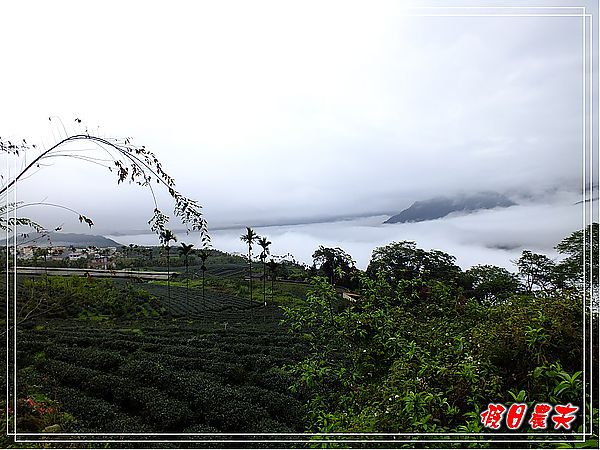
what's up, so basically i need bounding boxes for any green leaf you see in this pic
[554,380,571,395]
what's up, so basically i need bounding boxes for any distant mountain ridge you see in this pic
[3,232,123,248]
[384,192,516,224]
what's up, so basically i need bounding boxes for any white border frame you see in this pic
[4,3,597,447]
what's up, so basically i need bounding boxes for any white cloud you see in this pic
[1,1,592,239]
[107,195,583,272]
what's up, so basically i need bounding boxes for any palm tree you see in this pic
[179,243,194,309]
[240,227,258,304]
[159,230,177,311]
[267,258,278,306]
[198,249,210,308]
[257,236,271,306]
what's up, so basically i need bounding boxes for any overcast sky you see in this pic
[1,0,597,238]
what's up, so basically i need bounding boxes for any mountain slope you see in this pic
[384,192,516,224]
[4,232,123,248]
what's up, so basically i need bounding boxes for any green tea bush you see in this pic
[51,386,144,432]
[14,306,312,434]
[48,345,125,371]
[119,359,175,389]
[128,387,192,431]
[19,276,164,321]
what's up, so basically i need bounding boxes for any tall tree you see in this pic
[240,227,258,304]
[514,250,555,293]
[367,241,461,285]
[198,249,210,308]
[160,230,177,311]
[464,264,520,305]
[312,246,355,286]
[554,223,599,290]
[179,242,194,308]
[257,236,272,306]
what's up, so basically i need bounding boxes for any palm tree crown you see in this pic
[198,249,210,269]
[257,236,272,308]
[240,227,258,303]
[160,229,177,247]
[257,236,271,262]
[179,242,194,257]
[240,227,258,253]
[179,243,194,311]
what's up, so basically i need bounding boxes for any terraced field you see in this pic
[15,311,308,433]
[141,282,258,317]
[204,263,246,278]
[2,273,310,435]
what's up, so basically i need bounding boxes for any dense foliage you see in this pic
[312,246,356,287]
[282,276,589,433]
[280,225,598,446]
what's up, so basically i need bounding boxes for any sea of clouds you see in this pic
[108,194,587,272]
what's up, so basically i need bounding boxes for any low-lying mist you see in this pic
[107,195,586,272]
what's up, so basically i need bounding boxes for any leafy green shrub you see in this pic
[471,292,583,386]
[281,273,590,434]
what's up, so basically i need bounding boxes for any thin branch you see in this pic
[0,132,209,242]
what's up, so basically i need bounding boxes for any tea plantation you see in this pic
[3,275,309,435]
